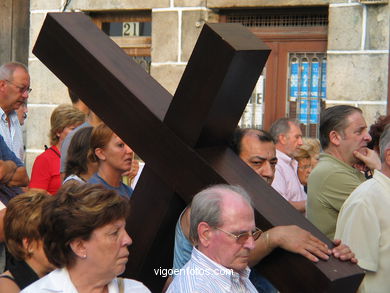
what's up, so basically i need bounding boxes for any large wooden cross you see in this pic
[33,13,363,292]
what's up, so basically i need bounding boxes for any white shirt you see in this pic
[335,170,390,293]
[21,268,151,293]
[0,108,24,160]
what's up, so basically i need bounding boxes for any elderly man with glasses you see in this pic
[167,184,263,292]
[0,62,31,160]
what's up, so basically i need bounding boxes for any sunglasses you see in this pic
[215,227,262,244]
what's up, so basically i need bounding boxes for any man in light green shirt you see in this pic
[307,105,381,239]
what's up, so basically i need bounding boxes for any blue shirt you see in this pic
[0,134,24,272]
[88,173,132,199]
[173,209,193,272]
[0,109,24,160]
[0,134,23,167]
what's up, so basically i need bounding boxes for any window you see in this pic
[221,7,328,135]
[288,53,327,137]
[90,11,151,73]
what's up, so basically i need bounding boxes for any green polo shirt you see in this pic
[307,153,366,239]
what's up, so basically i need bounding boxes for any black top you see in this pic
[6,258,39,289]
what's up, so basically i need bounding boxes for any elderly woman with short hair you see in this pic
[0,192,55,292]
[29,104,85,194]
[21,183,150,293]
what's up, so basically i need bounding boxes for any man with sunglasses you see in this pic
[167,184,261,292]
[0,62,31,160]
[167,128,356,292]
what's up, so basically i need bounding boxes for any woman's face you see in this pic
[311,154,320,168]
[28,239,56,276]
[98,134,133,174]
[57,124,81,146]
[297,157,312,186]
[81,219,132,278]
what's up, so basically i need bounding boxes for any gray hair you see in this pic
[189,184,253,244]
[0,62,28,81]
[270,118,299,143]
[379,124,390,162]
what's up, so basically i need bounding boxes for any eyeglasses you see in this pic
[298,164,312,170]
[215,227,262,244]
[5,80,32,94]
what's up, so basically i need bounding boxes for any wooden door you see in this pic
[220,8,328,134]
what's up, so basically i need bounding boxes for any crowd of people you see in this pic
[0,61,388,292]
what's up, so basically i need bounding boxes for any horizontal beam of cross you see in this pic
[33,12,364,292]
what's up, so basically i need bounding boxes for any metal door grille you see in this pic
[288,53,327,137]
[226,13,328,27]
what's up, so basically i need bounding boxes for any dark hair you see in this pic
[4,192,50,260]
[269,118,300,143]
[319,105,362,149]
[368,115,390,152]
[65,126,93,178]
[68,89,81,105]
[379,124,390,162]
[40,183,130,268]
[230,128,274,155]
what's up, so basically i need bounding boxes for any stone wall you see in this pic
[27,0,69,174]
[327,1,389,126]
[27,0,389,174]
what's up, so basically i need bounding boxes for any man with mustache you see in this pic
[307,105,381,239]
[169,128,356,292]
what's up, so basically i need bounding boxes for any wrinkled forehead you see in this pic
[219,191,254,225]
[12,67,30,83]
[345,111,367,130]
[240,135,276,158]
[287,122,302,135]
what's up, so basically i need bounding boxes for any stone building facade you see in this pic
[25,0,389,173]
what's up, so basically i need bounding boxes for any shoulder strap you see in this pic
[117,277,124,293]
[7,258,39,289]
[48,147,61,158]
[0,274,16,282]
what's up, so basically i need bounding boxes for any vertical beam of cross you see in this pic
[33,13,364,292]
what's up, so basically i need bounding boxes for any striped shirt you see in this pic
[0,109,24,160]
[167,247,257,293]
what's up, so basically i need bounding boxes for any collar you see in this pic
[0,108,12,121]
[319,153,358,171]
[192,247,251,288]
[276,149,296,166]
[39,268,117,292]
[373,170,390,189]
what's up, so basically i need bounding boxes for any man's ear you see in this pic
[329,130,342,146]
[69,238,87,259]
[95,147,106,161]
[278,134,287,145]
[197,222,212,248]
[0,80,6,92]
[384,148,390,166]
